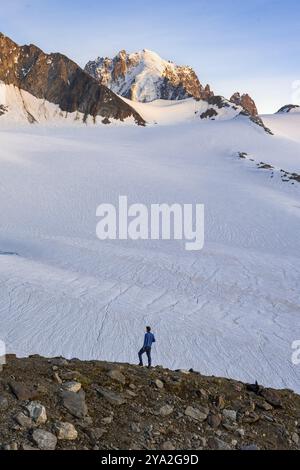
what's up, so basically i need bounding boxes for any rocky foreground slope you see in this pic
[0,355,299,451]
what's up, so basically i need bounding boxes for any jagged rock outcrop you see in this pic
[85,49,213,103]
[0,354,299,450]
[0,33,145,125]
[230,92,258,117]
[198,95,272,134]
[277,104,300,114]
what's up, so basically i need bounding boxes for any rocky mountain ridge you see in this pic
[0,33,145,125]
[0,355,299,451]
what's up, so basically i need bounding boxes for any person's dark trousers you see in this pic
[138,347,152,367]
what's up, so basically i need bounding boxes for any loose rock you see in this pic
[161,441,175,450]
[9,381,38,401]
[32,429,57,450]
[96,387,126,406]
[223,409,237,422]
[154,379,164,389]
[185,406,209,422]
[208,437,231,450]
[159,405,174,417]
[14,412,33,428]
[107,369,126,385]
[61,381,82,393]
[54,422,78,441]
[61,389,88,418]
[26,402,47,424]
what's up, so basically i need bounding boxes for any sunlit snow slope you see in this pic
[262,111,300,143]
[0,112,299,392]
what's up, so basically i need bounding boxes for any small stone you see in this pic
[125,390,137,398]
[107,369,126,385]
[102,416,113,425]
[222,409,237,422]
[199,388,208,399]
[208,437,231,450]
[14,412,33,428]
[159,405,174,417]
[130,423,141,433]
[129,384,136,390]
[26,402,47,424]
[256,399,273,411]
[0,395,9,410]
[185,406,209,422]
[96,387,126,406]
[217,395,226,409]
[237,428,245,437]
[243,411,260,424]
[54,422,78,441]
[61,381,82,393]
[161,441,175,450]
[154,379,164,389]
[292,433,299,445]
[87,428,106,444]
[199,437,207,448]
[51,357,68,367]
[32,429,57,451]
[53,372,62,384]
[2,445,11,451]
[208,413,222,429]
[11,443,18,451]
[222,421,237,432]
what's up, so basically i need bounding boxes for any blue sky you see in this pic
[1,0,299,113]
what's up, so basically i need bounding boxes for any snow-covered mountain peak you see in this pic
[85,49,213,103]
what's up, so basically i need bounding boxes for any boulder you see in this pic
[185,406,209,422]
[61,389,88,418]
[32,429,57,451]
[26,402,47,424]
[54,422,78,441]
[9,381,38,401]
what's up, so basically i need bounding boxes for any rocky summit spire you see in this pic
[230,92,258,117]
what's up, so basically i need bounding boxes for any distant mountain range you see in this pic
[0,33,297,128]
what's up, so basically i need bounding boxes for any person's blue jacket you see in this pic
[143,332,156,348]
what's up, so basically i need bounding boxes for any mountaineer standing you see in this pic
[138,326,156,368]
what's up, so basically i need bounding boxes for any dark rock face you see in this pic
[85,49,214,102]
[0,33,145,125]
[277,104,300,113]
[230,92,258,117]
